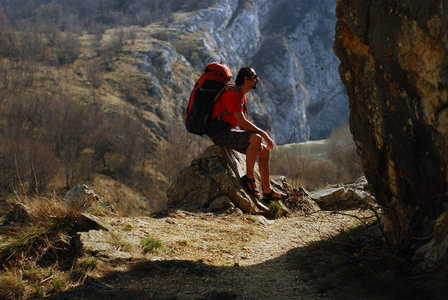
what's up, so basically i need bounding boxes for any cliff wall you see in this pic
[334,0,448,245]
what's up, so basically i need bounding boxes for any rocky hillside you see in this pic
[136,0,348,144]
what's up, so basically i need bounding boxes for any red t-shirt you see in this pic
[211,86,247,128]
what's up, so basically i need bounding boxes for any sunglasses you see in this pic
[250,74,258,79]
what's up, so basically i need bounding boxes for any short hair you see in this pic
[235,67,254,86]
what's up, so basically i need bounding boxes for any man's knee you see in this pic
[249,133,262,147]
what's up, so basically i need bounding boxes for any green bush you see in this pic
[142,236,162,254]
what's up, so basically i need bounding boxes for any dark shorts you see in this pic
[211,128,255,154]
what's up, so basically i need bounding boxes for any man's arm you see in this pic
[232,111,274,149]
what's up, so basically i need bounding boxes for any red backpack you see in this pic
[184,62,233,135]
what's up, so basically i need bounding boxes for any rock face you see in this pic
[334,0,448,247]
[136,0,348,144]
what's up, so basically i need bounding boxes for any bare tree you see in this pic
[52,31,82,65]
[85,60,103,89]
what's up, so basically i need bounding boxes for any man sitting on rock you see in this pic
[208,67,288,203]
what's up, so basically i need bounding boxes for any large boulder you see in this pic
[167,146,268,215]
[5,203,30,223]
[167,146,261,214]
[166,145,318,217]
[334,0,448,246]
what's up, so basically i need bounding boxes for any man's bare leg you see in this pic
[245,133,262,179]
[258,147,271,193]
[259,146,287,198]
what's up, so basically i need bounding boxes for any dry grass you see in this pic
[271,123,363,191]
[0,25,174,215]
[0,194,122,299]
[0,196,83,299]
[0,197,80,266]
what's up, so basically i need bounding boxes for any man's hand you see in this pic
[262,132,274,149]
[233,111,275,149]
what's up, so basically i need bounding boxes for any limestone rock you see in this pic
[71,213,132,262]
[64,184,100,209]
[5,203,30,223]
[209,195,235,211]
[136,0,347,144]
[334,0,448,244]
[64,184,114,213]
[71,230,133,262]
[310,184,377,211]
[415,211,448,268]
[270,177,320,214]
[167,146,320,218]
[75,213,115,232]
[167,145,265,215]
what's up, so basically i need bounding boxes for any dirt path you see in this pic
[66,209,367,300]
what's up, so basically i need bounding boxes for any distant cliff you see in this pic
[136,0,347,144]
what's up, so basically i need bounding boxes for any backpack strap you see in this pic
[214,85,244,121]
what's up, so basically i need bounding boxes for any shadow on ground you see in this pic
[49,228,447,300]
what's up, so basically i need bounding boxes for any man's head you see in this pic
[235,67,259,90]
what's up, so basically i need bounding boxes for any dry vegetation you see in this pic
[0,197,85,299]
[0,1,214,215]
[271,124,363,191]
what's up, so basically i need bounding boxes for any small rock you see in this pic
[5,203,30,223]
[64,184,100,209]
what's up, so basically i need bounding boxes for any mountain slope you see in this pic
[135,0,348,144]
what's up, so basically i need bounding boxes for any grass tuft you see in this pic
[78,257,98,272]
[0,268,26,300]
[0,196,81,268]
[0,195,82,298]
[142,236,163,254]
[269,201,282,215]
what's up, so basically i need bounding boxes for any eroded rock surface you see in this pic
[334,0,448,249]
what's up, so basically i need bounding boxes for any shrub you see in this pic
[52,31,81,65]
[85,60,103,88]
[142,236,162,254]
[269,201,283,216]
[154,120,210,183]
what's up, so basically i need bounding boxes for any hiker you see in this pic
[209,67,288,203]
